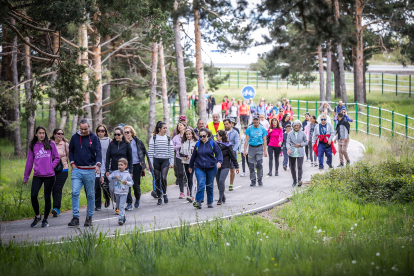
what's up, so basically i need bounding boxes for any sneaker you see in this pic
[292,181,297,187]
[298,181,303,187]
[240,172,246,177]
[84,216,93,227]
[250,181,256,186]
[118,219,124,225]
[52,208,60,217]
[41,219,49,228]
[267,172,272,176]
[151,190,158,199]
[163,194,169,204]
[217,201,222,205]
[337,163,344,168]
[187,196,194,203]
[258,181,263,186]
[157,198,162,205]
[68,217,80,227]
[179,192,186,199]
[319,167,324,170]
[283,166,287,171]
[193,201,202,209]
[207,203,214,208]
[229,185,233,191]
[31,216,42,228]
[314,163,319,167]
[275,172,279,176]
[95,207,101,211]
[115,209,119,215]
[125,203,132,211]
[134,200,140,208]
[105,199,110,208]
[328,164,333,169]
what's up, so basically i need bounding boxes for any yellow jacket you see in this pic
[207,121,225,140]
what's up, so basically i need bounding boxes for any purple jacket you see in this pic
[24,141,60,182]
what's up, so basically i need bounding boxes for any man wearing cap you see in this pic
[224,118,239,191]
[207,113,225,140]
[244,114,268,186]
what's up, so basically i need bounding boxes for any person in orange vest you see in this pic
[238,100,250,127]
[207,113,225,140]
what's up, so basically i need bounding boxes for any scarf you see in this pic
[336,118,350,140]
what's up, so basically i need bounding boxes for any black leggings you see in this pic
[127,163,143,203]
[153,158,170,198]
[268,146,282,173]
[176,157,185,193]
[240,115,248,126]
[31,176,55,219]
[52,171,68,210]
[183,164,194,197]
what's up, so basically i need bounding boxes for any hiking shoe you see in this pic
[337,163,344,168]
[193,201,202,209]
[298,181,303,187]
[179,192,185,199]
[95,207,101,211]
[118,219,124,225]
[258,181,263,186]
[68,217,80,227]
[151,190,158,199]
[250,181,256,186]
[229,185,233,191]
[240,172,246,177]
[52,208,60,217]
[267,172,272,176]
[283,166,287,171]
[292,181,297,187]
[125,203,133,211]
[187,196,194,203]
[328,164,333,169]
[41,219,49,228]
[157,198,162,205]
[115,209,119,215]
[207,203,214,208]
[84,216,93,227]
[163,194,169,204]
[217,201,222,205]
[134,200,140,208]
[275,172,279,176]
[105,199,110,208]
[31,216,42,228]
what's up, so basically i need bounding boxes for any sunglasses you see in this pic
[114,133,122,136]
[124,131,130,134]
[321,119,326,121]
[199,135,207,138]
[98,129,106,133]
[56,132,64,135]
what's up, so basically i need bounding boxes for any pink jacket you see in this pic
[304,123,310,141]
[24,141,60,182]
[267,127,283,147]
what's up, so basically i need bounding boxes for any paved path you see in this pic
[0,139,364,244]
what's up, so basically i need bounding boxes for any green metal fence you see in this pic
[289,99,414,142]
[213,71,413,96]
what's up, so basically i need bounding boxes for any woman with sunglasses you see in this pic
[50,128,70,217]
[188,128,223,209]
[95,124,112,210]
[105,127,133,213]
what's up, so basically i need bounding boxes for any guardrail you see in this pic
[212,71,413,96]
[289,99,414,142]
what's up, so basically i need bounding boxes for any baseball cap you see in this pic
[253,114,260,120]
[179,115,187,121]
[229,118,236,124]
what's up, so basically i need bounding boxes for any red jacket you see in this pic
[239,104,250,116]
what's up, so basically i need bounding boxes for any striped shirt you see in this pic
[148,135,174,166]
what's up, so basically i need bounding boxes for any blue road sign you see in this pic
[241,85,256,100]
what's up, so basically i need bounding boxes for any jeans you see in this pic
[71,168,95,218]
[268,146,281,173]
[318,143,332,168]
[52,171,68,210]
[95,176,110,208]
[308,141,316,162]
[127,163,143,204]
[115,194,127,220]
[195,167,217,204]
[31,176,55,219]
[216,168,230,202]
[288,156,304,182]
[282,147,290,168]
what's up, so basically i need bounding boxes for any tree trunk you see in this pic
[92,13,102,131]
[48,32,59,134]
[24,36,35,153]
[71,114,78,135]
[148,42,158,142]
[194,8,207,121]
[58,111,68,129]
[11,18,22,156]
[334,0,347,102]
[102,35,111,122]
[331,56,341,98]
[352,47,357,102]
[326,41,332,101]
[79,24,92,123]
[173,1,187,116]
[355,0,365,103]
[158,42,170,136]
[317,45,325,102]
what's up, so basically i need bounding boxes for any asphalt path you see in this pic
[0,139,364,244]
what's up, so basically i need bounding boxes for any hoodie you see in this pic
[24,141,60,182]
[69,130,102,170]
[108,170,133,195]
[217,142,239,169]
[105,140,133,173]
[189,138,223,170]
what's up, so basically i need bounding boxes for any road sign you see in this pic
[241,85,256,100]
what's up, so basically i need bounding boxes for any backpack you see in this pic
[195,139,215,156]
[153,135,170,145]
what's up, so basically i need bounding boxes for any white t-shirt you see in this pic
[260,119,270,131]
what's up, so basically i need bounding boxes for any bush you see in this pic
[310,158,414,204]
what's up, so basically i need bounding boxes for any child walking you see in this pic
[108,158,133,225]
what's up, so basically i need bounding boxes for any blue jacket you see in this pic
[69,130,102,169]
[257,105,266,116]
[189,138,223,170]
[334,105,346,114]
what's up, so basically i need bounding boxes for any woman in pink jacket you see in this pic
[24,126,60,228]
[267,118,284,176]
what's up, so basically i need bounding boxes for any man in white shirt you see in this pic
[259,114,270,131]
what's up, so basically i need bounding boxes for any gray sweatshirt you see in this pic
[226,128,239,152]
[286,130,308,157]
[108,170,133,195]
[335,125,350,140]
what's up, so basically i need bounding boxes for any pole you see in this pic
[306,101,308,113]
[355,102,358,133]
[366,104,369,135]
[315,101,318,116]
[396,74,398,96]
[392,110,394,138]
[379,107,381,137]
[369,72,371,93]
[382,73,384,94]
[409,75,412,97]
[297,100,300,118]
[405,115,408,139]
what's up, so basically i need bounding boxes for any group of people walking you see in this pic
[23,98,352,228]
